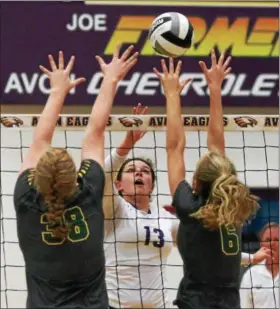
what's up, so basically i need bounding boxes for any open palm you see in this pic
[129,103,148,143]
[199,49,232,88]
[39,51,86,93]
[95,44,138,82]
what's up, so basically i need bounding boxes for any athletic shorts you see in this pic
[174,287,240,309]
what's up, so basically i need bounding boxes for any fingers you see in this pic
[65,55,75,74]
[73,77,86,87]
[224,67,232,76]
[48,54,57,71]
[153,67,162,80]
[39,65,51,76]
[211,49,217,67]
[180,78,192,91]
[132,106,137,115]
[262,247,272,256]
[126,51,139,66]
[135,103,141,115]
[141,105,148,114]
[175,60,182,75]
[161,59,168,75]
[123,58,138,74]
[58,51,64,70]
[218,52,224,66]
[121,45,134,61]
[113,43,121,59]
[95,55,106,69]
[134,103,141,115]
[118,51,138,78]
[223,55,232,70]
[133,103,148,115]
[199,61,208,75]
[169,57,174,74]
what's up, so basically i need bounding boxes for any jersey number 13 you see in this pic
[144,226,165,248]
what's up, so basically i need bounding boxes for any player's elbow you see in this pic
[82,131,105,153]
[207,140,225,155]
[166,137,185,154]
[33,132,53,146]
[207,134,225,154]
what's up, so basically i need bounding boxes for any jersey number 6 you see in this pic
[219,225,240,255]
[40,206,89,245]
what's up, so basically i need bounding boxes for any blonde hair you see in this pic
[34,148,77,239]
[190,151,260,230]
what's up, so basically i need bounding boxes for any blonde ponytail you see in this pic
[34,148,77,240]
[190,151,260,230]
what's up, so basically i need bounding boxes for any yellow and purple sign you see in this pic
[1,1,278,107]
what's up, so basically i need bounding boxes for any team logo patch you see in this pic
[119,116,143,127]
[234,116,258,128]
[0,116,24,127]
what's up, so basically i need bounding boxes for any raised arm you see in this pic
[103,104,147,219]
[116,103,148,156]
[20,51,85,174]
[81,45,138,166]
[153,58,191,196]
[199,49,232,154]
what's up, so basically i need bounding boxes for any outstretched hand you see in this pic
[153,58,191,96]
[199,49,231,89]
[95,44,138,82]
[39,51,86,94]
[127,103,148,144]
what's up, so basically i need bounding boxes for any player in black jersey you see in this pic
[153,51,259,309]
[13,46,138,308]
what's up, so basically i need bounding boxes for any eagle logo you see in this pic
[0,116,24,127]
[119,116,143,128]
[234,116,258,128]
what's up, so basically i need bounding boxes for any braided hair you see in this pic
[34,148,77,239]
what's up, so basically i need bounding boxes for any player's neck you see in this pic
[125,195,150,213]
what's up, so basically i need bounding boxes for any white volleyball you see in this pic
[149,12,194,57]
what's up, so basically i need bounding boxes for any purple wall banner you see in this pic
[0,1,278,107]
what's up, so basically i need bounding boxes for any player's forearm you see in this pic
[33,90,67,144]
[116,132,135,156]
[207,86,225,152]
[241,252,254,265]
[86,76,117,136]
[103,149,125,219]
[104,149,126,200]
[105,148,127,173]
[166,93,185,151]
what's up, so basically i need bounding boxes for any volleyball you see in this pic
[149,12,194,57]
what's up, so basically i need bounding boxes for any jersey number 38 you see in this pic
[40,206,89,245]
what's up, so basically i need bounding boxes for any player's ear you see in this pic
[192,177,198,193]
[115,180,123,192]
